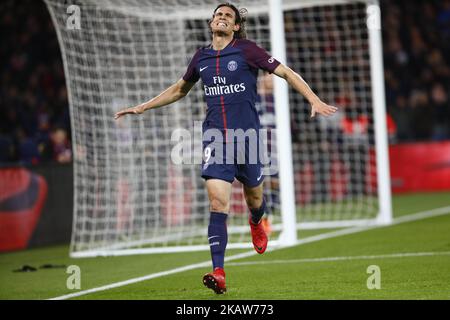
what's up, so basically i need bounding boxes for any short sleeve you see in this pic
[182,49,201,83]
[240,39,281,73]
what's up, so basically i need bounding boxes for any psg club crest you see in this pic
[227,60,238,71]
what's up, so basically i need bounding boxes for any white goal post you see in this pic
[45,0,392,257]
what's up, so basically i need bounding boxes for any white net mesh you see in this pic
[45,0,382,256]
[284,2,379,226]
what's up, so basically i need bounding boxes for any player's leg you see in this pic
[242,182,269,254]
[206,179,231,270]
[203,178,232,294]
[244,183,269,254]
[243,181,265,222]
[206,178,232,213]
[236,135,269,254]
[260,178,276,236]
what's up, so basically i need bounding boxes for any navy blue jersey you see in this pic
[183,39,280,134]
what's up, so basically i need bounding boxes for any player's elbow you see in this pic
[275,64,295,82]
[174,80,193,100]
[177,88,189,100]
[172,83,188,100]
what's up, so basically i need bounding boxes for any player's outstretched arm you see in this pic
[114,79,195,119]
[273,64,338,118]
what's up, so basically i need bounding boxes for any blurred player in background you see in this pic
[114,2,337,294]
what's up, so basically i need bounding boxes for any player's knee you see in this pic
[209,197,230,213]
[245,193,263,209]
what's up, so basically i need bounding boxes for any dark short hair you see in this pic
[210,2,248,39]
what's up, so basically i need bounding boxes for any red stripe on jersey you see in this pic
[215,50,227,142]
[220,96,227,142]
[215,50,221,75]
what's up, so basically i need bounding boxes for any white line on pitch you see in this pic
[48,205,450,300]
[226,251,450,267]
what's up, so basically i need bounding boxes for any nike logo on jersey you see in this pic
[200,66,208,72]
[208,235,219,240]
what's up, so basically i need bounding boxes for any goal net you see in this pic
[45,0,391,257]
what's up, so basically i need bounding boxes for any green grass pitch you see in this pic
[1,192,449,300]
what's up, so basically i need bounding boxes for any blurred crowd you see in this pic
[1,0,449,165]
[383,0,450,141]
[0,0,71,165]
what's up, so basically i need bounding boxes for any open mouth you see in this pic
[217,21,227,28]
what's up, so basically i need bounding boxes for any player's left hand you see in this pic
[310,100,338,118]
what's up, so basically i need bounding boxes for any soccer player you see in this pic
[114,2,337,294]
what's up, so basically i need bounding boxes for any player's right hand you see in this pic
[310,100,338,118]
[114,105,145,119]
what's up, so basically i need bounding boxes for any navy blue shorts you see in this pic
[201,139,265,188]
